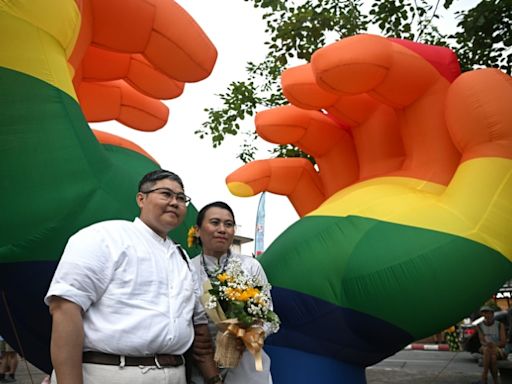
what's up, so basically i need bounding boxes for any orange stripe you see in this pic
[92,130,158,164]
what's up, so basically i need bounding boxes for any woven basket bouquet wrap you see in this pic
[214,326,242,368]
[200,257,280,370]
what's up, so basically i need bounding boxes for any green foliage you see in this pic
[270,144,315,164]
[198,0,512,163]
[262,0,368,63]
[453,0,512,73]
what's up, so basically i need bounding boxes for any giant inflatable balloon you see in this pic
[227,35,512,383]
[0,0,216,373]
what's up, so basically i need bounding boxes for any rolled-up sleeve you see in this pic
[45,227,114,312]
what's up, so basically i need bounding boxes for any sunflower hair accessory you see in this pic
[187,226,199,248]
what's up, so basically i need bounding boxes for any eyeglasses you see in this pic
[142,188,191,205]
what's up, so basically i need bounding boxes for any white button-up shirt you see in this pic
[45,218,207,355]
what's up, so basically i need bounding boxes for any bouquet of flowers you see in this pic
[201,257,280,370]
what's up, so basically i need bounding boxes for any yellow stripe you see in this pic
[0,0,80,99]
[310,157,512,260]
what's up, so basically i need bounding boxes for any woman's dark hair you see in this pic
[196,201,236,227]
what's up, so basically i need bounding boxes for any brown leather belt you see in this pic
[83,351,184,367]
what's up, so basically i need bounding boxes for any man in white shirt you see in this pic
[45,170,223,384]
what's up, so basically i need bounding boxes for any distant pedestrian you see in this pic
[0,338,18,383]
[476,305,507,384]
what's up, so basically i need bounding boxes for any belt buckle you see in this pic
[154,355,163,369]
[154,354,183,368]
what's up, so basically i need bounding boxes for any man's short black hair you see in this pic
[138,169,184,192]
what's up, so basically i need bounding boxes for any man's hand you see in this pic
[192,324,214,362]
[193,325,223,381]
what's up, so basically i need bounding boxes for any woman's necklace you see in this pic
[201,249,231,279]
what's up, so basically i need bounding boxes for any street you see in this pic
[11,349,484,384]
[367,349,482,383]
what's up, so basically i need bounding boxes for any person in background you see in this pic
[0,338,18,383]
[45,170,222,384]
[477,305,508,384]
[189,201,275,384]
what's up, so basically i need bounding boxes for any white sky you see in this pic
[93,0,479,255]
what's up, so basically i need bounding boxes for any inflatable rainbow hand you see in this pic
[227,35,512,383]
[0,0,216,372]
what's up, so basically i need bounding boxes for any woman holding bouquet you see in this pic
[189,201,277,384]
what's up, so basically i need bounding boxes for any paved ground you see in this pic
[367,349,483,383]
[8,349,489,384]
[2,358,47,384]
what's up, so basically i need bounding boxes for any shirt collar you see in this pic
[202,252,230,267]
[134,217,174,248]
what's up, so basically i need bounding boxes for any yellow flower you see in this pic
[239,291,250,301]
[246,287,260,298]
[225,287,244,300]
[217,273,229,282]
[237,288,260,302]
[187,226,198,248]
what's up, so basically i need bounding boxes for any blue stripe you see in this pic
[266,344,366,383]
[267,286,412,366]
[0,261,57,373]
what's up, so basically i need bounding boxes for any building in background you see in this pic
[232,234,253,255]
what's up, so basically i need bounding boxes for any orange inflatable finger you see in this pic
[82,0,217,82]
[281,64,338,110]
[226,158,325,216]
[280,66,405,180]
[256,106,358,196]
[81,47,185,99]
[308,35,460,185]
[446,69,512,161]
[312,34,445,108]
[77,80,169,131]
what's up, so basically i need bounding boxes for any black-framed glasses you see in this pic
[142,188,191,205]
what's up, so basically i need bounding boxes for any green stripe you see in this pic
[0,67,197,263]
[259,215,512,338]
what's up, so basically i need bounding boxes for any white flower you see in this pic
[269,322,280,334]
[205,296,218,309]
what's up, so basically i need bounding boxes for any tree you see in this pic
[196,0,512,163]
